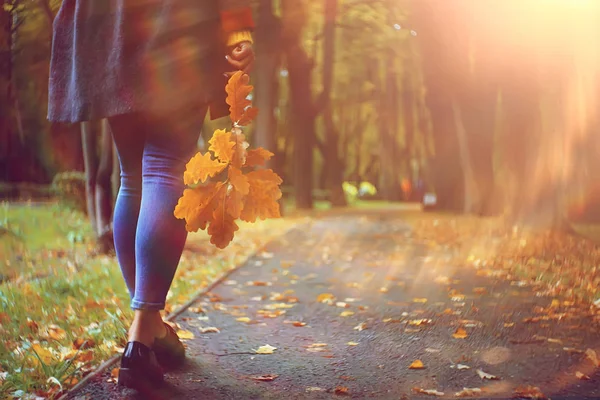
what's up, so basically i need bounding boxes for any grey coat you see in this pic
[48,0,252,123]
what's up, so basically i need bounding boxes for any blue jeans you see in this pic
[109,107,206,310]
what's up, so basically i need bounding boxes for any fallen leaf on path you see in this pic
[473,287,487,295]
[409,319,432,326]
[453,327,468,339]
[255,344,277,354]
[513,385,548,399]
[306,387,324,392]
[409,360,425,369]
[476,369,499,380]
[353,322,367,331]
[247,281,272,287]
[455,387,482,397]
[412,388,444,396]
[176,329,195,340]
[456,364,470,370]
[200,327,220,333]
[317,293,335,303]
[576,371,590,380]
[425,348,441,353]
[264,303,294,310]
[585,348,599,367]
[563,347,583,354]
[251,374,278,381]
[284,321,306,327]
[547,338,562,345]
[379,287,389,293]
[236,317,251,323]
[347,341,359,346]
[340,311,354,317]
[334,386,349,395]
[504,322,515,328]
[336,302,349,308]
[413,298,428,303]
[257,310,285,318]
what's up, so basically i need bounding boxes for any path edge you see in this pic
[58,222,299,400]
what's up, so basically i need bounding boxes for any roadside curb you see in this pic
[58,223,297,400]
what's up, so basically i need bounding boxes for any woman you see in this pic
[48,0,255,390]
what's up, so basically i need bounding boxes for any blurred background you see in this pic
[1,0,600,227]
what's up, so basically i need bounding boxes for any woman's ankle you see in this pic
[128,310,167,346]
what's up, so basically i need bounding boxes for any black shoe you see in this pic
[153,323,186,368]
[118,341,164,390]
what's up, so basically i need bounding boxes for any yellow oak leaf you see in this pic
[208,205,239,249]
[255,344,277,354]
[453,327,468,339]
[183,152,227,185]
[245,147,275,168]
[176,330,195,340]
[208,129,235,163]
[240,169,282,223]
[228,166,250,195]
[226,71,253,125]
[409,359,425,369]
[29,344,54,366]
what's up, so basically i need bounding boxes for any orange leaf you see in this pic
[183,152,227,185]
[334,386,349,395]
[226,72,253,125]
[237,106,259,126]
[231,128,250,168]
[513,386,547,399]
[208,205,239,249]
[317,293,335,303]
[240,169,282,223]
[228,166,250,195]
[174,183,223,232]
[226,188,245,219]
[245,147,274,168]
[409,359,425,369]
[208,129,235,163]
[453,327,468,339]
[251,374,278,381]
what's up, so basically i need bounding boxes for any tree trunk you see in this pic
[281,0,315,209]
[322,0,346,207]
[254,0,284,213]
[0,2,13,171]
[253,0,279,160]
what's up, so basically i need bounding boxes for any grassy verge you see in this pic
[408,212,600,302]
[0,202,295,399]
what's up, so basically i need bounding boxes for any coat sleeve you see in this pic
[218,0,255,46]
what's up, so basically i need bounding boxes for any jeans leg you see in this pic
[130,106,207,311]
[108,114,146,299]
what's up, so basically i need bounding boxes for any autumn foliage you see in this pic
[174,72,282,248]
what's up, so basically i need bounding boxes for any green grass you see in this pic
[0,203,295,399]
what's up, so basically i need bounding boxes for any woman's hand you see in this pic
[225,41,255,75]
